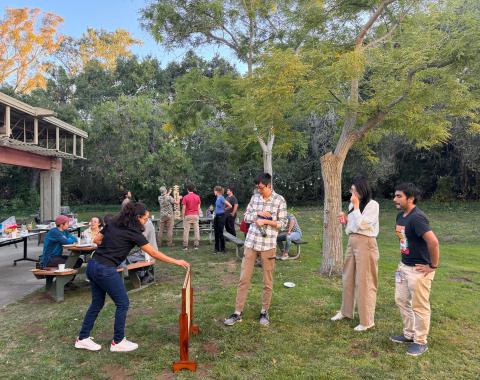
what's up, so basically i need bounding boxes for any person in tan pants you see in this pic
[331,176,380,331]
[223,173,287,327]
[390,182,439,357]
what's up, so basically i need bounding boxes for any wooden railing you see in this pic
[172,268,199,372]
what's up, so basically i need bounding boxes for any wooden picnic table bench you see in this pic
[123,260,156,289]
[223,231,245,259]
[276,232,308,260]
[31,267,126,302]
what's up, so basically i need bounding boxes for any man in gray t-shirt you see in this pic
[225,187,239,236]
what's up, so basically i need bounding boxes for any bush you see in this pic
[432,176,456,202]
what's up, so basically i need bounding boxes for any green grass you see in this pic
[0,203,479,379]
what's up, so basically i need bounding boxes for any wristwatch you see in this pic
[429,264,438,269]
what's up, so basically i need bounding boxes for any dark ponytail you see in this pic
[115,202,147,231]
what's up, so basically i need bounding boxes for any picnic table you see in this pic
[63,243,97,269]
[153,216,214,243]
[0,232,45,265]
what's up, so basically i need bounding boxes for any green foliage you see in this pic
[432,176,456,202]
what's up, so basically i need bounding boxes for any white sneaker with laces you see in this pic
[110,338,138,352]
[330,311,346,321]
[75,337,101,351]
[353,324,375,331]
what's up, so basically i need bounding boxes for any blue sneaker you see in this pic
[390,335,414,343]
[407,343,428,356]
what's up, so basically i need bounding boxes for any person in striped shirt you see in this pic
[224,173,287,327]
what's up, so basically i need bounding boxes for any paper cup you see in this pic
[58,263,65,271]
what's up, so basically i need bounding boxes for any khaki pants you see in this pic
[183,215,200,248]
[395,262,435,344]
[158,216,174,246]
[340,234,379,326]
[235,247,276,313]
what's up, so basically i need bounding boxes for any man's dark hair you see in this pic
[395,183,420,204]
[352,176,373,213]
[186,183,195,192]
[122,190,130,199]
[254,173,272,186]
[227,186,235,193]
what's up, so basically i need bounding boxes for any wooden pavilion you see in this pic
[0,92,88,221]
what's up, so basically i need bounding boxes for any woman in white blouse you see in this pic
[83,216,103,243]
[331,176,380,331]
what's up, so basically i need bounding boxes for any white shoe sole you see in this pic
[110,345,138,352]
[75,343,101,351]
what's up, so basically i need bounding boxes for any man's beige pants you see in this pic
[340,234,379,327]
[395,262,435,344]
[235,248,276,313]
[183,215,200,248]
[158,216,174,246]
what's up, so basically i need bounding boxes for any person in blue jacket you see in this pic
[40,215,82,269]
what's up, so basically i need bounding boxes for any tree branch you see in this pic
[364,15,404,50]
[355,56,457,138]
[355,0,396,48]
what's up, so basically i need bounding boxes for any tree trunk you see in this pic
[258,134,274,176]
[319,152,346,276]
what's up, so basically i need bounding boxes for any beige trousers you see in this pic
[235,248,276,313]
[340,234,379,326]
[158,215,174,246]
[183,215,200,248]
[395,262,435,344]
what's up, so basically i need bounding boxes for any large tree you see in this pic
[0,7,63,93]
[141,0,320,175]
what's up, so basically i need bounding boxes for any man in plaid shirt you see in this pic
[224,173,287,326]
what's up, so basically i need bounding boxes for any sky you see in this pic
[0,0,243,71]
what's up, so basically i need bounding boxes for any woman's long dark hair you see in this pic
[350,176,373,213]
[115,202,147,231]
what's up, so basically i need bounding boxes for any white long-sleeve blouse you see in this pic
[345,199,379,238]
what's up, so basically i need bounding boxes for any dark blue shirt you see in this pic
[41,227,77,267]
[215,195,226,215]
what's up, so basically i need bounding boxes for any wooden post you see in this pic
[5,105,10,137]
[73,134,77,156]
[80,137,84,158]
[34,118,38,144]
[55,127,60,150]
[40,164,61,221]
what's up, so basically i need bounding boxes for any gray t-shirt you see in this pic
[225,195,238,216]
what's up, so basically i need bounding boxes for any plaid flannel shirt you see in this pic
[244,191,287,251]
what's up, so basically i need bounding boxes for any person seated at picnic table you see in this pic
[39,215,83,269]
[206,205,215,218]
[83,216,103,243]
[277,213,302,260]
[75,202,189,353]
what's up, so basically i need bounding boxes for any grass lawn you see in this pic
[0,202,479,379]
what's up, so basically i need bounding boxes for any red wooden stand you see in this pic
[172,269,200,372]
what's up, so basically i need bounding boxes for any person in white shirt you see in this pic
[331,176,380,332]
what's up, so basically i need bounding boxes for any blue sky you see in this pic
[0,0,242,70]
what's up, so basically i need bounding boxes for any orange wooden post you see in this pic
[172,269,199,372]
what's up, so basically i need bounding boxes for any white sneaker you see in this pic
[110,338,138,352]
[330,311,346,321]
[353,324,375,331]
[75,337,101,351]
